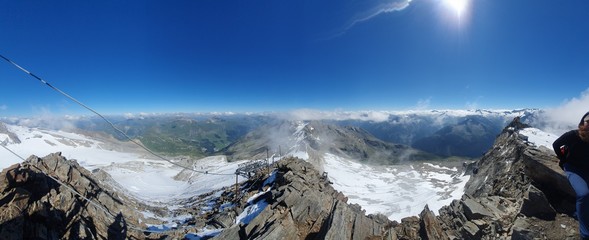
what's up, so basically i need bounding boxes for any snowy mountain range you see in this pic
[2,108,541,159]
[0,108,562,237]
[222,120,438,164]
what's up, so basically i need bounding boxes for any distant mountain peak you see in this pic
[222,120,437,165]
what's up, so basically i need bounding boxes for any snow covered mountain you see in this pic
[0,117,470,224]
[0,109,555,238]
[222,120,438,164]
[334,109,539,157]
[2,109,539,159]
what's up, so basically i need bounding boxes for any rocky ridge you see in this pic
[0,152,158,239]
[0,117,582,239]
[393,118,580,239]
[213,117,583,239]
[213,157,395,239]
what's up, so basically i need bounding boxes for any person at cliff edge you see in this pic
[553,111,589,239]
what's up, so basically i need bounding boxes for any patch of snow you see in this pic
[423,163,457,171]
[234,200,269,225]
[246,188,270,205]
[323,153,469,222]
[519,128,558,150]
[185,228,223,240]
[145,213,193,232]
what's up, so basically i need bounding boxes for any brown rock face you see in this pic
[215,118,583,240]
[431,119,579,239]
[0,152,147,239]
[214,157,397,240]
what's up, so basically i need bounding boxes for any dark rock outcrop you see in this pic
[0,152,149,239]
[213,157,396,239]
[401,117,580,239]
[213,117,581,239]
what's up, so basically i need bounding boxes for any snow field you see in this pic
[322,153,469,222]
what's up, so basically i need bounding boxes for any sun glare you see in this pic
[445,0,468,18]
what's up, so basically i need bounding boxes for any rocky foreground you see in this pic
[0,118,582,239]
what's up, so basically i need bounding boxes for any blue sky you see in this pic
[1,0,588,116]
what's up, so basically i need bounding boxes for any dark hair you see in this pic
[579,112,589,142]
[580,111,589,127]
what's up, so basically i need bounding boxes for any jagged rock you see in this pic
[395,216,421,239]
[461,195,495,220]
[215,118,582,240]
[511,218,542,240]
[433,118,580,239]
[419,205,449,240]
[520,184,556,220]
[0,152,149,239]
[213,157,394,239]
[462,221,481,239]
[521,147,576,213]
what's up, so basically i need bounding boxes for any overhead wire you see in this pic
[0,53,275,236]
[0,53,233,176]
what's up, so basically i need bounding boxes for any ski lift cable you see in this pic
[0,53,232,176]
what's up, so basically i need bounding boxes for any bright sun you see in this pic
[445,0,468,18]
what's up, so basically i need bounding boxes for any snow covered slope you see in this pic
[519,127,559,150]
[0,123,250,204]
[277,122,470,222]
[0,122,470,222]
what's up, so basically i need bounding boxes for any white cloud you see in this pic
[328,0,412,38]
[19,107,77,131]
[539,88,589,134]
[0,105,7,111]
[286,109,391,122]
[348,1,411,27]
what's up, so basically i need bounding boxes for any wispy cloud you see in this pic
[0,104,7,111]
[332,0,412,38]
[415,97,432,110]
[15,106,77,131]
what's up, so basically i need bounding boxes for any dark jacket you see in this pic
[553,130,589,169]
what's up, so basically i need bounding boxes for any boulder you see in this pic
[519,184,556,220]
[461,195,495,220]
[419,205,449,240]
